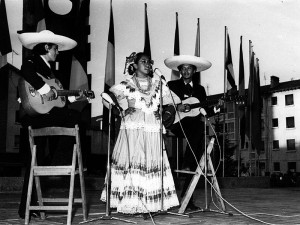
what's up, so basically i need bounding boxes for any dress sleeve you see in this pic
[109,83,127,102]
[162,82,181,105]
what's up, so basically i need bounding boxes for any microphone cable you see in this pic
[163,83,280,225]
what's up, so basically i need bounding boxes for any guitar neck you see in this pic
[56,90,81,97]
[188,94,246,109]
[190,102,206,109]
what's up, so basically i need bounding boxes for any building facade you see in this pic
[207,76,300,176]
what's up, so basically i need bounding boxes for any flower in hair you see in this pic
[123,52,137,75]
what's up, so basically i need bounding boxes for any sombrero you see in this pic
[18,30,77,51]
[164,55,212,72]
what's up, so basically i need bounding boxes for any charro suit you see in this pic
[167,78,214,202]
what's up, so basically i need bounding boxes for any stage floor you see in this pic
[1,187,300,225]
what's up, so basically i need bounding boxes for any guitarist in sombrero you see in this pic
[17,30,89,220]
[164,55,223,211]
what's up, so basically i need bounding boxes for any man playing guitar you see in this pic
[164,55,223,211]
[17,30,88,220]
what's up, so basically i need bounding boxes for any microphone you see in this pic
[101,92,115,106]
[199,107,207,117]
[101,92,123,111]
[154,68,166,81]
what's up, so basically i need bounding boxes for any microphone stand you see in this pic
[143,76,189,220]
[185,116,231,217]
[81,102,135,224]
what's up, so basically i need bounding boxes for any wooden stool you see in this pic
[25,125,87,225]
[174,138,226,214]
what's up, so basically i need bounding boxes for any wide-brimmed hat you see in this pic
[18,30,77,51]
[164,55,212,72]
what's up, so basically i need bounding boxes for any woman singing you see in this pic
[100,52,180,214]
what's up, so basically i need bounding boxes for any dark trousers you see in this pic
[170,115,205,202]
[18,107,81,218]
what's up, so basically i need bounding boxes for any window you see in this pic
[274,162,280,171]
[271,97,277,105]
[226,122,235,132]
[286,117,295,128]
[227,102,234,112]
[273,140,279,150]
[272,118,278,128]
[287,139,296,151]
[288,162,296,172]
[285,94,294,106]
[14,135,20,148]
[260,162,266,170]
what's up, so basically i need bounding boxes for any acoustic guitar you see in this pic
[18,77,95,116]
[163,95,246,128]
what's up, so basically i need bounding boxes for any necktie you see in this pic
[186,83,193,96]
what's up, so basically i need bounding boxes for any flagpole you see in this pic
[256,57,260,176]
[237,36,242,177]
[222,26,227,177]
[195,18,201,85]
[248,40,252,176]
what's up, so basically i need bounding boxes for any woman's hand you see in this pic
[125,107,136,116]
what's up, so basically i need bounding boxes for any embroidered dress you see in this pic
[100,74,180,214]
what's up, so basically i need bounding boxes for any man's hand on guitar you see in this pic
[44,89,57,101]
[177,103,191,113]
[75,90,85,101]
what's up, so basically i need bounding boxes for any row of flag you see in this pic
[0,0,262,153]
[225,27,262,154]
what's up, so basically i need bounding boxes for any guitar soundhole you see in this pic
[29,86,36,97]
[61,96,66,103]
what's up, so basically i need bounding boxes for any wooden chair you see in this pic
[25,125,87,225]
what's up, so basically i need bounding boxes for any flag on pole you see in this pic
[225,29,237,94]
[171,12,180,80]
[251,57,262,154]
[69,0,90,112]
[0,0,12,68]
[246,50,262,154]
[143,3,151,58]
[193,18,201,85]
[102,0,115,135]
[238,36,246,148]
[246,50,254,140]
[0,0,12,56]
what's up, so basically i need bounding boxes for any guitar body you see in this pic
[18,78,66,116]
[173,97,201,125]
[163,94,245,128]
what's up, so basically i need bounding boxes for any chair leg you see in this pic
[77,147,87,221]
[25,147,36,225]
[34,175,45,219]
[67,146,77,225]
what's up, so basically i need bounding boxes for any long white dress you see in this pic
[100,74,180,214]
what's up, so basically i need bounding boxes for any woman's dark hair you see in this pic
[32,43,56,55]
[127,52,153,76]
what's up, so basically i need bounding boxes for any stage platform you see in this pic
[1,186,300,224]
